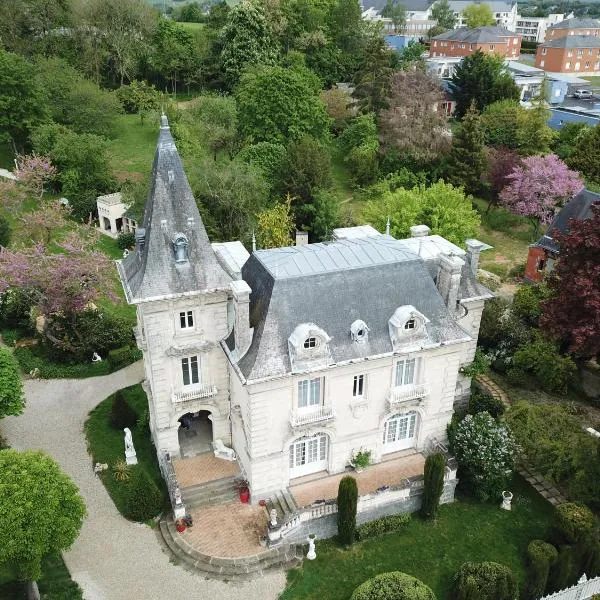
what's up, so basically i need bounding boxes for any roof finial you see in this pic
[385,216,390,236]
[252,230,256,252]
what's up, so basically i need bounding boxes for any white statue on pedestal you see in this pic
[307,535,316,560]
[124,427,138,465]
[501,490,513,510]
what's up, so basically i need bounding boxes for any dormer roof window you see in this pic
[389,305,430,349]
[172,232,189,263]
[405,318,416,330]
[350,319,369,343]
[288,323,332,373]
[304,337,317,349]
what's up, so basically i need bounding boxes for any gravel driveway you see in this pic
[0,362,285,600]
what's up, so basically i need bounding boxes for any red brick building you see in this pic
[431,26,522,58]
[525,189,599,282]
[535,35,600,74]
[545,17,600,41]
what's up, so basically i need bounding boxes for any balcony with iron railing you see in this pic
[290,406,335,429]
[171,383,218,405]
[387,383,430,409]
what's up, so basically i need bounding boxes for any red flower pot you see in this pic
[239,489,250,504]
[175,520,186,533]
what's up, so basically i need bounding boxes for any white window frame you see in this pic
[181,355,200,386]
[297,377,323,409]
[353,374,365,398]
[289,434,328,478]
[179,310,194,330]
[395,358,416,387]
[383,412,418,452]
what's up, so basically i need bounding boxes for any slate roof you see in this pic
[548,17,600,30]
[117,116,230,303]
[534,188,600,253]
[362,0,432,12]
[433,25,517,42]
[230,237,473,381]
[541,35,600,49]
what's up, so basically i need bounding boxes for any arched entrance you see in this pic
[178,410,213,459]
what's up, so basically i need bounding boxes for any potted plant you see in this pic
[233,478,250,503]
[175,518,186,533]
[351,448,372,473]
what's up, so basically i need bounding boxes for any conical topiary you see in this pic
[109,390,138,430]
[124,467,163,522]
[337,476,358,545]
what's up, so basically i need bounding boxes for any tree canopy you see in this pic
[0,449,86,580]
[0,347,25,419]
[451,51,520,118]
[568,124,600,184]
[430,0,457,31]
[462,3,496,27]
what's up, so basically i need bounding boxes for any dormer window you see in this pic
[350,319,369,343]
[172,232,189,263]
[405,318,416,330]
[389,306,430,349]
[304,337,317,349]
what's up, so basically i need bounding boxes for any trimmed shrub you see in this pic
[524,540,558,600]
[337,476,358,545]
[553,503,598,546]
[351,571,437,600]
[356,514,411,540]
[468,387,505,419]
[123,468,163,522]
[13,345,111,378]
[450,562,518,600]
[421,452,446,520]
[109,390,138,430]
[548,545,574,593]
[117,231,135,250]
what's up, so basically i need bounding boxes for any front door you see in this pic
[289,434,328,479]
[383,412,418,453]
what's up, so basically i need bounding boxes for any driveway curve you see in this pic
[1,362,286,600]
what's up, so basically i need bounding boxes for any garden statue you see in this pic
[124,428,138,465]
[123,248,130,258]
[91,352,102,363]
[501,490,513,510]
[270,508,278,528]
[307,534,316,560]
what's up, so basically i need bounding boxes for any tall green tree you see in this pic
[451,50,520,118]
[0,348,25,419]
[256,195,294,249]
[382,0,407,32]
[235,65,330,144]
[302,190,341,240]
[462,3,495,27]
[446,103,486,195]
[337,476,358,545]
[430,0,457,31]
[421,452,447,520]
[220,0,280,87]
[0,449,86,581]
[353,34,395,114]
[0,50,48,149]
[330,0,364,53]
[128,80,162,125]
[568,124,600,184]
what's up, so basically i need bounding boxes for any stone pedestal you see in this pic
[307,535,316,560]
[125,450,138,466]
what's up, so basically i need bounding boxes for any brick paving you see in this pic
[290,453,425,508]
[174,452,240,488]
[180,502,269,558]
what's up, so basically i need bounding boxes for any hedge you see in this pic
[356,513,411,540]
[450,562,518,600]
[524,540,558,600]
[351,572,437,600]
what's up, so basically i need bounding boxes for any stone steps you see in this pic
[158,518,304,581]
[181,475,238,508]
[267,489,298,522]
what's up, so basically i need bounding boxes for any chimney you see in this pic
[230,280,254,356]
[295,231,309,246]
[410,224,431,238]
[437,253,465,311]
[465,239,484,276]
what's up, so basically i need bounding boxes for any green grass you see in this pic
[109,113,158,182]
[282,475,553,600]
[179,22,205,32]
[583,76,600,86]
[0,553,82,599]
[85,384,167,517]
[473,199,536,279]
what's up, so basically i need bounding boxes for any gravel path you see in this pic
[0,362,286,600]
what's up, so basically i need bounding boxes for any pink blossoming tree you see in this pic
[14,154,57,199]
[499,154,584,234]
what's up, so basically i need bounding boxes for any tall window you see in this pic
[181,356,200,386]
[298,377,322,408]
[395,358,416,387]
[353,374,365,397]
[179,310,194,329]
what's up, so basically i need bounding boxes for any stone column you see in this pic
[437,254,464,311]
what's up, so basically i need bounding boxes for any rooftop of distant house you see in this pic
[548,17,600,30]
[433,26,519,42]
[541,34,600,48]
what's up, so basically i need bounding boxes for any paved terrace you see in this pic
[290,452,426,508]
[174,452,241,488]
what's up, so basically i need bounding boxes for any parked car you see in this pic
[574,89,593,99]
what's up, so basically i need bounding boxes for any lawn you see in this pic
[109,113,158,183]
[473,199,536,279]
[0,553,82,600]
[84,384,167,517]
[281,475,553,600]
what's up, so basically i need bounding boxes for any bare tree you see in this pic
[379,69,451,163]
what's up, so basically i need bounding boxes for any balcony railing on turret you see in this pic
[171,383,218,404]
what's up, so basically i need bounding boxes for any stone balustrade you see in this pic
[387,383,430,409]
[289,406,335,429]
[158,449,186,519]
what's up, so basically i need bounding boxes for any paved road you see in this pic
[0,363,285,600]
